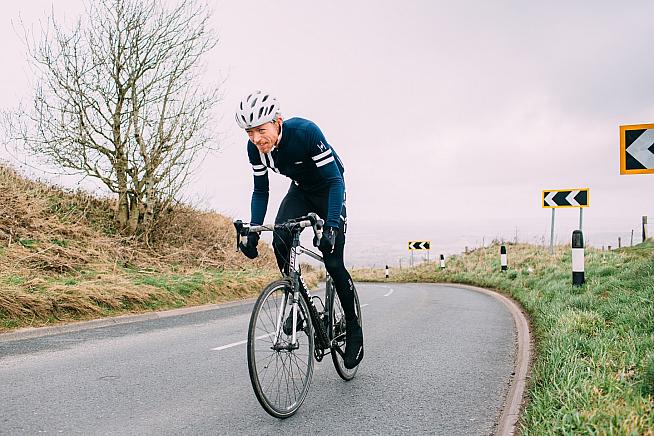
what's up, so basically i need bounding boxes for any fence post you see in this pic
[500,245,507,272]
[572,230,585,287]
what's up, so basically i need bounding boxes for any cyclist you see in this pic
[235,90,363,369]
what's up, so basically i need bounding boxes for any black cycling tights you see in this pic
[272,184,358,325]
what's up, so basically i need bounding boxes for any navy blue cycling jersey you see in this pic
[247,117,345,228]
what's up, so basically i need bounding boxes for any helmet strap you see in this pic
[274,120,283,147]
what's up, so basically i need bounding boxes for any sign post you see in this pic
[408,241,431,267]
[620,125,652,244]
[579,208,583,232]
[543,188,590,254]
[550,209,555,254]
[644,216,649,242]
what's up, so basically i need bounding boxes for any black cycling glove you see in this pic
[317,226,337,254]
[239,232,260,259]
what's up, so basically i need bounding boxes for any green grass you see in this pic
[5,275,26,286]
[353,243,654,434]
[18,239,37,248]
[50,238,69,248]
[131,271,206,296]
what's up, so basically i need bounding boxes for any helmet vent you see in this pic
[235,90,280,129]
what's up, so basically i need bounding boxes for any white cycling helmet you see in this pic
[235,90,280,129]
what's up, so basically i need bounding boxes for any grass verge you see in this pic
[352,242,654,434]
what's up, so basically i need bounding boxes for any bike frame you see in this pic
[285,228,332,356]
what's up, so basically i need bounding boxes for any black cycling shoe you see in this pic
[283,312,304,336]
[343,323,364,369]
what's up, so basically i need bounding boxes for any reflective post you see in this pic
[500,245,507,272]
[439,254,445,270]
[385,265,389,280]
[572,230,585,287]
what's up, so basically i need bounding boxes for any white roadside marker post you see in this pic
[500,245,507,272]
[572,230,585,287]
[385,265,389,280]
[439,254,445,270]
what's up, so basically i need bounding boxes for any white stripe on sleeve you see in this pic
[315,156,335,167]
[312,149,332,161]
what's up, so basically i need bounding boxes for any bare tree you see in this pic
[5,0,219,243]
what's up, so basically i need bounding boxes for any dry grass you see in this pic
[0,162,284,330]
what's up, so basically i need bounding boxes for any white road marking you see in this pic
[211,333,271,351]
[383,288,394,297]
[211,302,373,351]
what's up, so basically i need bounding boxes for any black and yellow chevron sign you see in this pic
[542,188,590,208]
[620,124,654,175]
[408,241,430,250]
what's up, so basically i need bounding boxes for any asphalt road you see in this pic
[0,283,517,435]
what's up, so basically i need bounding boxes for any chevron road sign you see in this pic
[620,124,654,174]
[542,188,589,208]
[408,241,431,250]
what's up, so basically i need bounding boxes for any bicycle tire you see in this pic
[328,278,362,381]
[247,280,315,418]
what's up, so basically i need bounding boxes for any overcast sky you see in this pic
[2,1,653,265]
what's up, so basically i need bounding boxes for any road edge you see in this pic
[442,283,531,436]
[0,297,258,343]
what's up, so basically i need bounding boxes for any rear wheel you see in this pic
[328,278,362,381]
[247,280,314,418]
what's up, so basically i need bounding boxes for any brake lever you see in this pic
[307,213,324,244]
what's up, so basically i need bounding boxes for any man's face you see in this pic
[246,120,280,154]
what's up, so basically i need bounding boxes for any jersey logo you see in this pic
[317,141,326,152]
[294,161,303,165]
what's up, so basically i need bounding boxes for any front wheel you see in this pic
[328,278,362,381]
[247,280,315,418]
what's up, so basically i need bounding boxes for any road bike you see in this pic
[233,213,362,418]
